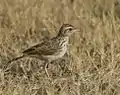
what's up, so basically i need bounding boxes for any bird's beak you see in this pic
[73,28,81,32]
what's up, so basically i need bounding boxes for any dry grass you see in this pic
[0,0,120,95]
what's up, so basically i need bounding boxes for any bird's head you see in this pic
[58,24,80,37]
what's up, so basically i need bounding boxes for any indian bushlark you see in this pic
[7,24,80,76]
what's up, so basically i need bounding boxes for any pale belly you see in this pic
[42,46,67,61]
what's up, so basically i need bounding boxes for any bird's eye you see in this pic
[69,28,73,31]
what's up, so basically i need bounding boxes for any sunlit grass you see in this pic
[0,0,120,95]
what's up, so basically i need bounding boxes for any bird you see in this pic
[6,24,80,77]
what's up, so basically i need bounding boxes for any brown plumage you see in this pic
[6,24,80,76]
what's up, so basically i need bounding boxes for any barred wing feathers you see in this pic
[23,39,58,56]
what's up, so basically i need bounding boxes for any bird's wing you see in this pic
[23,39,58,56]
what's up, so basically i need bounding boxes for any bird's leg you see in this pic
[29,55,51,78]
[66,50,70,58]
[44,60,50,78]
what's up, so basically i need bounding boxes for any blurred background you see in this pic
[0,0,120,95]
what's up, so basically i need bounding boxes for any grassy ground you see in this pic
[0,0,120,95]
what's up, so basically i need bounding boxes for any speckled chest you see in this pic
[42,37,69,61]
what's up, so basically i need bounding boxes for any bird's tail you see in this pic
[8,55,25,63]
[0,55,26,75]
